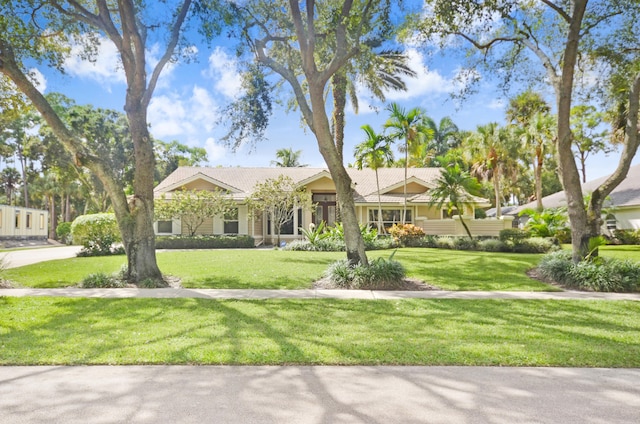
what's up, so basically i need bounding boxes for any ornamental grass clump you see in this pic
[537,250,640,292]
[325,253,406,290]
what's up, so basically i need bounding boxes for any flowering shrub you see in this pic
[388,223,425,246]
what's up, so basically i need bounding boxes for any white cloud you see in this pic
[148,85,218,139]
[204,47,243,99]
[27,68,47,92]
[204,137,227,162]
[385,49,453,101]
[63,35,125,85]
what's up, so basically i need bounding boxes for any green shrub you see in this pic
[388,223,426,246]
[538,250,574,284]
[155,235,255,249]
[56,222,73,244]
[613,229,640,245]
[537,250,640,292]
[499,228,530,242]
[453,237,479,251]
[436,237,455,249]
[512,237,557,253]
[365,237,397,250]
[81,272,125,288]
[478,239,510,252]
[71,213,122,257]
[403,235,438,248]
[324,255,406,290]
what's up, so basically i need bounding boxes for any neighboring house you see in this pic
[512,163,640,231]
[0,205,49,241]
[153,167,513,244]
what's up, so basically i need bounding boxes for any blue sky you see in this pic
[29,27,632,182]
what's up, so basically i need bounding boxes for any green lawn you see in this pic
[2,248,554,291]
[1,297,638,366]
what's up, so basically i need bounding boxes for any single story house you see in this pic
[153,166,514,244]
[0,204,49,242]
[512,163,640,231]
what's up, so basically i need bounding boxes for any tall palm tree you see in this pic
[354,124,394,233]
[465,123,516,218]
[271,147,307,167]
[422,116,460,162]
[517,112,556,211]
[384,103,432,224]
[429,158,482,239]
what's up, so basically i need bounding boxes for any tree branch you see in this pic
[540,0,570,23]
[143,0,193,109]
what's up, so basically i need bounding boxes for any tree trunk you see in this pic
[493,169,502,218]
[49,195,57,240]
[375,169,383,234]
[403,139,408,225]
[65,194,71,222]
[331,70,347,163]
[459,215,473,240]
[550,1,587,263]
[122,105,163,283]
[534,161,543,211]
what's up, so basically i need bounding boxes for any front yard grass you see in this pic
[1,297,638,366]
[2,248,553,291]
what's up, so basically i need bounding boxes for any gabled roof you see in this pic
[511,163,640,214]
[154,166,488,205]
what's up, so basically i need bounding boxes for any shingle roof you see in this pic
[154,166,488,205]
[512,163,640,214]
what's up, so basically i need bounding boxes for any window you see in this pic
[40,214,45,230]
[15,211,20,229]
[442,209,459,219]
[368,209,412,227]
[26,213,32,229]
[157,220,173,233]
[224,208,239,234]
[269,209,302,235]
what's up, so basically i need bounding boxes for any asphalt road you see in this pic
[1,366,639,424]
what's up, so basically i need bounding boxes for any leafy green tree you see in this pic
[415,0,640,262]
[354,124,394,233]
[0,167,21,205]
[201,0,407,266]
[506,90,551,126]
[429,157,482,239]
[384,102,432,224]
[154,140,208,184]
[570,105,610,183]
[155,189,234,237]
[0,0,195,284]
[271,148,307,168]
[247,175,313,246]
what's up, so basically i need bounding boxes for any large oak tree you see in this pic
[416,0,640,262]
[0,0,195,283]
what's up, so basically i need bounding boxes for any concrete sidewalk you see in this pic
[1,287,640,300]
[1,366,639,424]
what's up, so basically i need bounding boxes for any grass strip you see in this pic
[1,297,638,367]
[2,248,552,291]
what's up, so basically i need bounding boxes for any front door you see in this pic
[313,193,337,226]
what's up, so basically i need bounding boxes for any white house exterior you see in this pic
[513,163,640,231]
[0,205,49,241]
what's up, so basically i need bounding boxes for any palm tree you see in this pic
[422,116,460,163]
[465,123,516,218]
[517,112,556,211]
[429,158,482,239]
[271,148,307,167]
[354,125,394,233]
[384,103,432,224]
[0,167,21,205]
[331,50,417,162]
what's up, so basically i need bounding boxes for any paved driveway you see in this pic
[1,245,82,268]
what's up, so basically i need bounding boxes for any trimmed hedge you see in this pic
[155,235,255,249]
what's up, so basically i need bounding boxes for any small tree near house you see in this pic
[155,189,234,236]
[247,175,313,246]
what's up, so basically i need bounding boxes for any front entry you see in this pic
[313,193,337,226]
